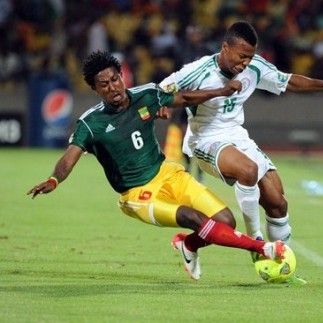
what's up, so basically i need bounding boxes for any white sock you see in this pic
[234,182,263,239]
[265,213,291,244]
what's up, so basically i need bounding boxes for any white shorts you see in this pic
[189,136,276,186]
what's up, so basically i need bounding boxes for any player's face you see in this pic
[221,38,256,76]
[93,67,128,106]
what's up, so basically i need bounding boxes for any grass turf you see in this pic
[1,148,323,322]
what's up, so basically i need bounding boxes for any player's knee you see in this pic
[211,207,236,228]
[238,161,258,186]
[176,206,236,231]
[264,196,288,218]
[176,206,206,231]
[276,197,288,217]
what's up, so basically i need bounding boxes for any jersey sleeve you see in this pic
[160,56,212,92]
[156,85,174,106]
[68,119,93,152]
[145,85,174,115]
[252,55,291,95]
[134,84,175,116]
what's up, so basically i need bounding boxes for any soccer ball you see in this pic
[254,245,296,283]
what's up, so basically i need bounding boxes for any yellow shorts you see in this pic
[118,161,226,227]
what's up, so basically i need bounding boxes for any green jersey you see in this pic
[70,83,174,193]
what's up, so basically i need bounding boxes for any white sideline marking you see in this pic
[290,240,323,267]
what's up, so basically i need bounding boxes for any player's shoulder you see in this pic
[249,54,278,72]
[128,82,170,101]
[128,82,157,95]
[79,102,105,121]
[183,54,216,69]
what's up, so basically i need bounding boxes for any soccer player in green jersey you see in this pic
[27,50,286,281]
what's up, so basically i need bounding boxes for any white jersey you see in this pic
[160,53,291,147]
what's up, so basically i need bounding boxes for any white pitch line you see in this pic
[290,240,323,267]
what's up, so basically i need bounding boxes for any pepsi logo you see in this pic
[42,89,73,125]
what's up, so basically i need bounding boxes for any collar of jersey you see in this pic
[214,53,234,80]
[103,90,131,114]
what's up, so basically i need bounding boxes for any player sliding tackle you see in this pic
[27,51,286,281]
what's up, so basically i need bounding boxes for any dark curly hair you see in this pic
[224,21,258,47]
[82,51,122,87]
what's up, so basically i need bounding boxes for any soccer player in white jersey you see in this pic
[160,21,323,284]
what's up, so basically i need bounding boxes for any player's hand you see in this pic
[155,106,170,119]
[221,80,242,96]
[27,178,58,199]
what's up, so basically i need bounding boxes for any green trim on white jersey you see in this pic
[252,54,278,72]
[159,53,291,144]
[178,55,216,88]
[248,65,261,84]
[194,148,216,165]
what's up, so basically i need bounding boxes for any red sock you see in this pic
[198,219,266,254]
[184,232,210,252]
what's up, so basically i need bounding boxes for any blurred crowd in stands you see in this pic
[1,0,323,91]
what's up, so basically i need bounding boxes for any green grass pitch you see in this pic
[1,148,323,322]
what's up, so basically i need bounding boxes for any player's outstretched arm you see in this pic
[170,80,242,108]
[287,74,323,92]
[27,145,83,199]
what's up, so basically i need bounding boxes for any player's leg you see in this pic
[175,205,284,259]
[199,143,263,239]
[169,170,284,279]
[118,162,285,279]
[171,170,236,253]
[258,170,291,243]
[172,205,284,280]
[170,181,235,280]
[259,170,307,285]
